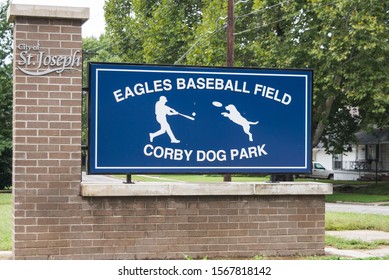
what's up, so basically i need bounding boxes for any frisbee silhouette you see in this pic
[212,101,223,107]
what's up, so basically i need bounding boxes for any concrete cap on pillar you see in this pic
[7,4,89,23]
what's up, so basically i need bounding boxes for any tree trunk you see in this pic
[312,74,342,148]
[312,95,335,147]
[312,95,336,147]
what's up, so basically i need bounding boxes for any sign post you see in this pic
[88,63,312,175]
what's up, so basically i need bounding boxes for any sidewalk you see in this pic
[325,230,389,258]
[0,251,11,260]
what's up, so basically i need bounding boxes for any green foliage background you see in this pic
[100,0,388,153]
[0,1,12,189]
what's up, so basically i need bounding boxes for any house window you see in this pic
[332,154,342,170]
[380,144,389,171]
[366,144,378,160]
[366,144,379,170]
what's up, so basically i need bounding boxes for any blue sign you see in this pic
[88,63,312,174]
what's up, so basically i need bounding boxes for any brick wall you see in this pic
[79,195,326,260]
[10,7,85,260]
[15,192,326,260]
[10,5,328,260]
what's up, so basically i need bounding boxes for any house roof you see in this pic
[355,129,389,144]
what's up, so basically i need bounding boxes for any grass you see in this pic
[326,193,389,203]
[0,193,12,251]
[325,235,389,250]
[331,181,389,195]
[325,181,389,203]
[325,212,389,232]
[324,212,389,251]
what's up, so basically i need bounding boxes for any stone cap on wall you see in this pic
[7,4,89,23]
[81,181,333,197]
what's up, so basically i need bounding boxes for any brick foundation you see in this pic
[9,4,331,260]
[14,191,327,260]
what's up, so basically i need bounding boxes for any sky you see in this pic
[2,0,106,37]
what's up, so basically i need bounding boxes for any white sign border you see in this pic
[91,67,311,172]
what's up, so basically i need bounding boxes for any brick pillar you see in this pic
[8,5,89,259]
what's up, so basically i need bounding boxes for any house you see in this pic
[313,129,389,180]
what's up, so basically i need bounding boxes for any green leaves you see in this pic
[101,0,388,153]
[0,1,12,188]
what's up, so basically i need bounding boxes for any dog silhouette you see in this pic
[221,104,259,142]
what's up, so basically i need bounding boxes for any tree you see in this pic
[82,34,122,148]
[105,0,204,64]
[241,0,388,153]
[82,34,122,87]
[0,0,13,188]
[104,0,388,154]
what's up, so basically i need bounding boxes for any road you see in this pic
[326,203,389,215]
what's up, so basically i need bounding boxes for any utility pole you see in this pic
[224,0,234,182]
[226,0,235,67]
